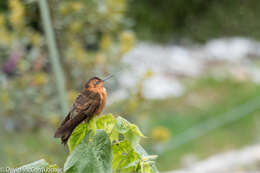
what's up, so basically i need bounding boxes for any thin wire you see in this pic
[163,95,260,152]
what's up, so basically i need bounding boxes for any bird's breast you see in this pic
[96,89,106,116]
[88,87,107,116]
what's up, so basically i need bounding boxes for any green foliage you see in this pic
[127,0,260,42]
[116,116,145,147]
[67,114,158,173]
[15,159,59,173]
[15,114,159,173]
[127,0,212,42]
[17,159,49,172]
[96,114,116,134]
[64,130,112,173]
[112,140,140,172]
[67,123,88,152]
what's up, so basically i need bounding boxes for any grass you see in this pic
[0,126,68,167]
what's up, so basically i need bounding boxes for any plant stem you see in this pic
[38,0,69,116]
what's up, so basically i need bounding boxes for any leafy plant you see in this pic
[13,159,59,173]
[15,114,159,173]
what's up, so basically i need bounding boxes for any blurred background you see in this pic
[1,0,260,172]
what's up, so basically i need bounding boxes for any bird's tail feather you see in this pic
[54,125,76,145]
[54,112,90,145]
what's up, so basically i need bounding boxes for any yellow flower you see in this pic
[0,91,14,111]
[9,0,25,28]
[144,70,154,78]
[0,14,5,26]
[31,33,42,46]
[59,4,70,15]
[0,91,10,104]
[32,72,48,86]
[69,21,82,33]
[142,156,148,161]
[71,2,84,11]
[100,34,112,50]
[70,41,88,64]
[120,31,135,53]
[0,30,12,45]
[68,90,78,104]
[17,60,30,72]
[107,0,126,13]
[151,126,171,142]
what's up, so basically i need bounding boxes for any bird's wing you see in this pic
[54,90,100,137]
[60,91,99,124]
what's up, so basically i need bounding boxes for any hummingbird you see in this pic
[54,75,113,145]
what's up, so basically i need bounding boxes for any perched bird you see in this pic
[54,75,113,145]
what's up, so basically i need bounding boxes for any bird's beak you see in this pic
[102,74,113,82]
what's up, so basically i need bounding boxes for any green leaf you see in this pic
[125,124,145,147]
[135,144,159,173]
[110,127,119,142]
[87,117,97,136]
[125,131,140,148]
[15,159,50,173]
[68,123,88,152]
[141,161,154,173]
[143,155,158,161]
[112,140,140,172]
[129,124,145,137]
[96,113,116,134]
[115,116,130,133]
[64,130,112,173]
[96,114,119,142]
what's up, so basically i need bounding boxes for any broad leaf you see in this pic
[112,140,140,172]
[115,116,145,147]
[125,124,145,147]
[96,113,116,134]
[115,116,130,133]
[96,114,119,142]
[87,117,97,136]
[141,161,154,173]
[15,159,54,173]
[68,123,87,152]
[135,144,159,173]
[129,124,145,137]
[64,130,112,173]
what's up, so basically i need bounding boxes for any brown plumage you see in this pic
[54,76,111,145]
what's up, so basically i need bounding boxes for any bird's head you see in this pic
[85,75,113,89]
[85,77,103,89]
